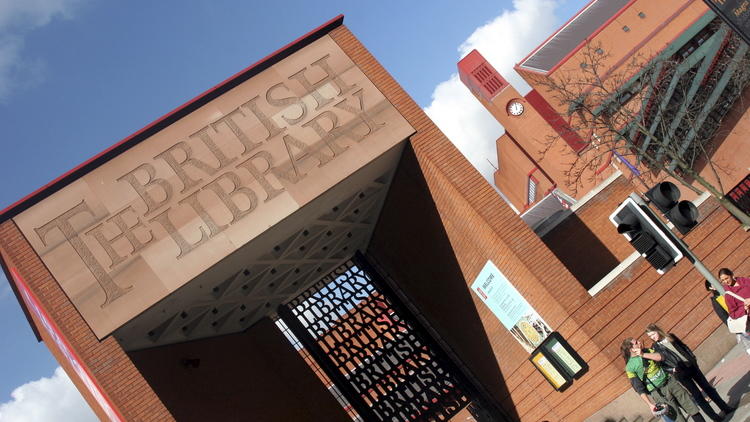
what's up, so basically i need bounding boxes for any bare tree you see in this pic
[531,21,750,227]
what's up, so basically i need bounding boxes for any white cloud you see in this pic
[0,0,80,30]
[0,0,83,100]
[0,36,23,99]
[425,75,504,186]
[0,367,97,422]
[424,0,565,189]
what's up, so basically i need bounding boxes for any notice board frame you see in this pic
[703,0,750,46]
[528,332,588,392]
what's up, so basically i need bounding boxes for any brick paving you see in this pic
[703,342,750,421]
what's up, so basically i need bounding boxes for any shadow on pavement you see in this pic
[726,370,750,409]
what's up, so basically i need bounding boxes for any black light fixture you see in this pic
[645,181,699,235]
[610,195,685,274]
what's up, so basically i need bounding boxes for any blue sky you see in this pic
[0,0,588,419]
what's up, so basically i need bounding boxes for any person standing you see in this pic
[646,324,734,421]
[718,268,750,354]
[622,337,706,422]
[704,280,728,325]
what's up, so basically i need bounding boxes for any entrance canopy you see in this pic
[115,144,404,350]
[2,16,415,347]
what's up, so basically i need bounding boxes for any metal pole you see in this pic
[678,238,725,295]
[638,193,726,294]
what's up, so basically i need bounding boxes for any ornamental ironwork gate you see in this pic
[277,253,483,421]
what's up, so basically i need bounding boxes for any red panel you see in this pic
[458,50,508,101]
[524,89,588,153]
[6,264,125,422]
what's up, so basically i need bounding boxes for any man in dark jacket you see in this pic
[646,324,734,421]
[622,337,705,421]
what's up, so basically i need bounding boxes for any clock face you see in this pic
[507,100,524,116]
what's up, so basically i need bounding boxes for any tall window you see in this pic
[527,175,539,205]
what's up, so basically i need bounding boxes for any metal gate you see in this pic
[277,253,479,421]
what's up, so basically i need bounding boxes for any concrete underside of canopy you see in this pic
[115,140,407,351]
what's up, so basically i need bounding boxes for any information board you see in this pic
[530,353,567,390]
[471,261,552,353]
[528,332,588,391]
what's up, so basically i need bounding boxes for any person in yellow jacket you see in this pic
[705,280,729,324]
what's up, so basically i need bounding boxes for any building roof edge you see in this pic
[0,14,345,223]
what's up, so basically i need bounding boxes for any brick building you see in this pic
[1,9,749,422]
[456,0,750,419]
[458,0,749,215]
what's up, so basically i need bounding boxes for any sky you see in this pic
[0,0,589,419]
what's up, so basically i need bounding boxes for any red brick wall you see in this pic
[128,317,350,422]
[558,198,746,420]
[541,175,635,288]
[367,145,518,418]
[330,25,590,420]
[331,24,750,421]
[0,220,173,421]
[1,22,746,422]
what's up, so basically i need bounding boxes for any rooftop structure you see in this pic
[518,0,631,73]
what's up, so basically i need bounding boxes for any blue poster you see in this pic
[471,260,552,353]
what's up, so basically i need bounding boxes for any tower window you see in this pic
[527,175,539,205]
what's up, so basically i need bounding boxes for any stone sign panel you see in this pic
[13,35,415,338]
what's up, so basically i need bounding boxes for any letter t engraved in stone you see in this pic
[34,201,133,308]
[85,205,154,269]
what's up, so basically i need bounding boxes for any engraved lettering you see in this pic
[179,190,228,238]
[288,54,356,110]
[235,151,285,202]
[203,171,258,224]
[149,207,208,259]
[266,82,307,125]
[34,201,132,306]
[242,95,286,141]
[301,110,349,156]
[281,133,333,181]
[155,141,218,193]
[116,163,173,215]
[190,126,237,170]
[210,107,262,155]
[334,88,385,142]
[86,205,154,269]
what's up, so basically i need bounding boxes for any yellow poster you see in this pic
[532,353,566,389]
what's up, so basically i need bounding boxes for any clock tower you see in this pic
[458,50,586,211]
